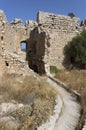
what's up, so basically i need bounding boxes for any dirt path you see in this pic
[38,76,81,130]
[82,121,86,130]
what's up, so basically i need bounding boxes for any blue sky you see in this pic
[0,0,86,23]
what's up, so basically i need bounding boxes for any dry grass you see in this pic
[0,74,56,103]
[0,73,57,129]
[55,69,86,130]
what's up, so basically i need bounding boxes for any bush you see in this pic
[68,12,75,18]
[64,30,86,69]
[50,66,60,74]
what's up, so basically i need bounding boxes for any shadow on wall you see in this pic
[26,27,46,75]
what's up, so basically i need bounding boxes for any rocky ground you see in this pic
[0,72,56,130]
[0,70,84,130]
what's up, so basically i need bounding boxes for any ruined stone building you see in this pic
[0,10,83,74]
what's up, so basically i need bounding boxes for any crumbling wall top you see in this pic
[10,18,23,24]
[37,11,80,25]
[37,11,80,33]
[0,10,7,25]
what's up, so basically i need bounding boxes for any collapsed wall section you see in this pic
[26,27,46,74]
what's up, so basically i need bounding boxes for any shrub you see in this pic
[50,66,60,74]
[68,12,75,18]
[64,30,86,69]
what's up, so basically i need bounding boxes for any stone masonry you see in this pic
[28,11,82,73]
[0,10,83,75]
[0,10,37,75]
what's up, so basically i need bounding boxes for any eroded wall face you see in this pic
[37,11,82,69]
[0,11,35,74]
[0,16,28,54]
[27,28,46,74]
[0,10,83,75]
[0,10,42,74]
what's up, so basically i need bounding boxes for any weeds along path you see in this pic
[38,76,81,130]
[37,93,63,130]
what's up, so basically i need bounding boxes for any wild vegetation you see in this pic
[64,30,86,69]
[68,12,75,18]
[50,66,60,74]
[0,73,57,130]
[55,69,86,130]
[54,30,86,130]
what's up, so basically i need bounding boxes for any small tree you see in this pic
[64,30,86,69]
[68,12,75,18]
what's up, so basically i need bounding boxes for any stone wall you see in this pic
[36,12,82,71]
[37,11,80,33]
[0,10,83,74]
[0,50,29,74]
[0,10,38,74]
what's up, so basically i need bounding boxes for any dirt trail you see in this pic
[38,76,81,130]
[82,121,86,130]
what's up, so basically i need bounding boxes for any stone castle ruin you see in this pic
[0,10,84,75]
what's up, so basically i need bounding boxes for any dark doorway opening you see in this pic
[5,61,9,66]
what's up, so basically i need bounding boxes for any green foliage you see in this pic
[50,66,60,74]
[68,12,75,18]
[64,30,86,69]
